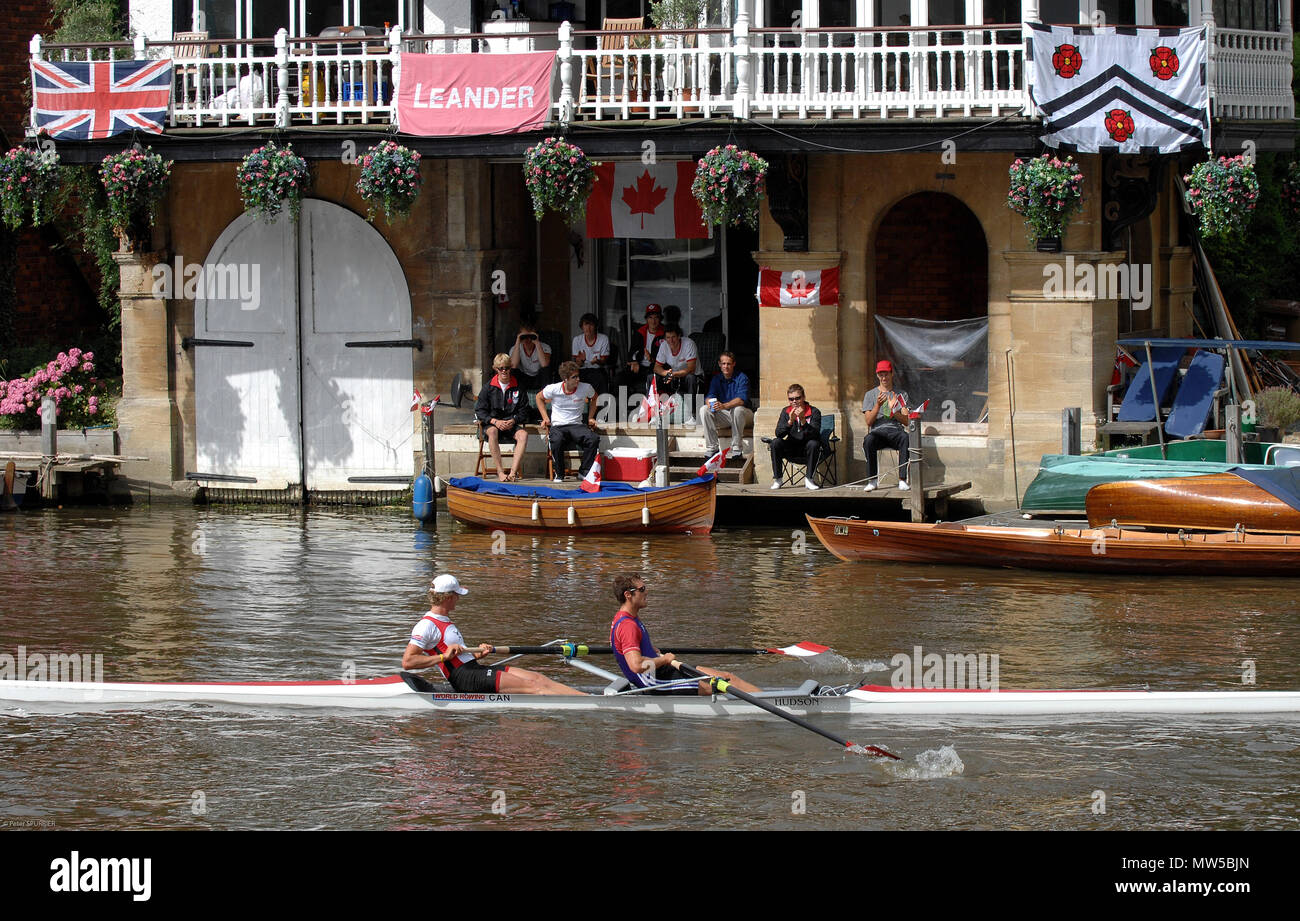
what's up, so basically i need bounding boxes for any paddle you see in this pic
[671,659,900,760]
[488,642,832,658]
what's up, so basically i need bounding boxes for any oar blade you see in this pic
[769,642,832,657]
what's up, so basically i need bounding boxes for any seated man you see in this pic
[571,312,611,396]
[474,352,530,481]
[769,383,823,491]
[616,303,666,396]
[537,361,601,483]
[610,572,760,696]
[653,325,698,422]
[509,317,552,394]
[861,359,912,491]
[700,351,752,457]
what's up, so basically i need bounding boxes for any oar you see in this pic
[671,660,900,760]
[488,642,832,658]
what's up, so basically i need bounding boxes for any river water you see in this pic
[2,505,1299,832]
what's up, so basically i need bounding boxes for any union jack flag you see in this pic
[31,59,172,140]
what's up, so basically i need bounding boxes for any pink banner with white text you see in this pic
[397,51,553,136]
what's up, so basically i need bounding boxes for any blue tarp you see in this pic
[1229,467,1300,513]
[448,475,713,500]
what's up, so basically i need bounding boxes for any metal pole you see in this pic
[422,402,436,530]
[1006,349,1020,506]
[1144,341,1166,459]
[1061,407,1081,455]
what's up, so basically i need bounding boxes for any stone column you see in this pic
[114,248,180,493]
[751,250,844,484]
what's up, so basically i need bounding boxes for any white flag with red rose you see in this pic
[586,162,708,239]
[580,453,603,492]
[756,267,840,307]
[696,448,730,478]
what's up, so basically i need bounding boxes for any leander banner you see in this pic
[1028,23,1208,153]
[397,51,553,136]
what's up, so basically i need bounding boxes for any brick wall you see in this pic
[874,192,989,322]
[0,2,106,348]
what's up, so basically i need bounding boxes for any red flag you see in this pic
[696,447,730,478]
[1111,349,1138,387]
[637,375,659,423]
[580,453,603,492]
[908,399,931,420]
[756,267,840,307]
[411,390,422,411]
[586,162,708,239]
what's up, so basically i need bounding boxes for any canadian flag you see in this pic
[697,447,730,478]
[908,399,931,420]
[636,375,660,423]
[411,390,422,411]
[586,162,708,239]
[756,267,841,307]
[580,453,603,492]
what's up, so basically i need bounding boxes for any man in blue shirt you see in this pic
[700,351,752,456]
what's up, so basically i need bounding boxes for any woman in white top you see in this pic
[510,319,552,392]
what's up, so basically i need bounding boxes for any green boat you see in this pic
[1021,440,1291,514]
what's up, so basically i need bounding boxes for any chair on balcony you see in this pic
[585,17,648,103]
[172,31,212,106]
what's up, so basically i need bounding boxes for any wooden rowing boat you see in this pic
[805,515,1300,576]
[6,675,1300,715]
[1086,473,1300,533]
[445,475,716,534]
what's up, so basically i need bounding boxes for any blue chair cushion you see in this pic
[1116,346,1185,423]
[1165,350,1226,440]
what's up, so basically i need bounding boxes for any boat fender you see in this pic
[412,473,434,521]
[531,501,540,521]
[642,506,650,526]
[433,475,444,494]
[567,506,576,525]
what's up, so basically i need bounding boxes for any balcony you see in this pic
[28,16,1293,135]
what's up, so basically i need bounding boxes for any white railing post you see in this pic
[558,20,574,125]
[734,9,751,118]
[29,34,42,132]
[275,28,290,126]
[1021,0,1038,114]
[390,25,403,125]
[1201,5,1216,121]
[133,32,146,60]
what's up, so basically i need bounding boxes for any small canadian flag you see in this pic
[411,390,422,411]
[637,376,660,423]
[580,453,604,493]
[697,447,730,478]
[411,390,437,416]
[908,398,931,420]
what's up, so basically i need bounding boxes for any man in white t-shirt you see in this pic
[510,319,552,393]
[653,325,699,421]
[536,361,601,482]
[571,312,611,394]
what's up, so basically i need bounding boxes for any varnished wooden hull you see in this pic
[448,478,716,534]
[806,515,1300,576]
[1086,475,1300,533]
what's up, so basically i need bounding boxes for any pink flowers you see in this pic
[356,140,423,223]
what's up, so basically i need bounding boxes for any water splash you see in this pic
[883,745,965,780]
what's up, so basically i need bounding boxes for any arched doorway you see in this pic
[873,192,989,423]
[192,199,414,492]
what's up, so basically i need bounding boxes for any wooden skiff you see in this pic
[1086,474,1300,533]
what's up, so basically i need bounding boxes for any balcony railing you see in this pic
[28,16,1293,135]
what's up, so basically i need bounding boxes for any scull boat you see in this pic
[4,674,1300,716]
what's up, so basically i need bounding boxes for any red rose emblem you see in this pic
[1149,45,1179,81]
[1104,109,1136,143]
[1052,44,1082,79]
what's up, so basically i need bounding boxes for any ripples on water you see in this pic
[2,506,1300,830]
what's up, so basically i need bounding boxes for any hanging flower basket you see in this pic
[1,147,61,230]
[236,140,310,223]
[1007,153,1084,247]
[522,137,595,223]
[692,145,768,229]
[1282,161,1300,219]
[98,146,172,248]
[1183,155,1259,241]
[356,140,422,223]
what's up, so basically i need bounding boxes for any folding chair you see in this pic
[1164,351,1227,440]
[585,17,648,102]
[763,414,839,487]
[1099,345,1185,446]
[172,31,212,106]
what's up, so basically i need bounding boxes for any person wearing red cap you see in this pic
[403,574,585,695]
[861,360,912,491]
[619,303,667,395]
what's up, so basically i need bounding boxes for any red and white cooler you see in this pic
[602,448,656,482]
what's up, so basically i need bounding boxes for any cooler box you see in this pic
[603,448,655,482]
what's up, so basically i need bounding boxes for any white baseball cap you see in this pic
[431,574,469,595]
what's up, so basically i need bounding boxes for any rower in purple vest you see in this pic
[609,572,761,696]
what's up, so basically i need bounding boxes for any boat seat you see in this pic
[755,679,822,698]
[1266,444,1300,467]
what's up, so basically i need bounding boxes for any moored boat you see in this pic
[806,514,1300,576]
[5,674,1300,716]
[1086,469,1300,532]
[445,474,716,534]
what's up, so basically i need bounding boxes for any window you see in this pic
[598,237,724,347]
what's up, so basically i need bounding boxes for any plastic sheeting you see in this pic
[874,316,989,423]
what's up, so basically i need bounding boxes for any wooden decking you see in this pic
[720,481,972,522]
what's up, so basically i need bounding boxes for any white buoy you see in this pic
[432,476,444,494]
[642,506,650,526]
[531,501,540,521]
[567,506,576,525]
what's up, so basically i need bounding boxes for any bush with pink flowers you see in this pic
[0,348,110,430]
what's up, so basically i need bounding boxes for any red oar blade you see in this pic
[767,642,832,657]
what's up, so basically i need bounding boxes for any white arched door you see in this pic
[193,199,414,492]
